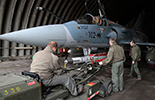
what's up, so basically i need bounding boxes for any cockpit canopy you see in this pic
[76,13,108,26]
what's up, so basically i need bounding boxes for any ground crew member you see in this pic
[128,40,142,80]
[30,41,83,96]
[99,38,126,92]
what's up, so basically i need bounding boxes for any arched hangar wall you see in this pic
[0,0,152,58]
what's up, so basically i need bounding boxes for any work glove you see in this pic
[99,62,106,66]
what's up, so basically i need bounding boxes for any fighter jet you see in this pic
[0,0,155,64]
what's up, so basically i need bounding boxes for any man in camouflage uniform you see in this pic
[99,38,126,92]
[128,40,142,80]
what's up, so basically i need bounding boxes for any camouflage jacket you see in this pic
[102,43,126,65]
[131,44,141,61]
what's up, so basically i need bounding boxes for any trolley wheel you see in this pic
[98,84,106,98]
[103,80,112,95]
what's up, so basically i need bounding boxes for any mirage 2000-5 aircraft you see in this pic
[0,0,155,65]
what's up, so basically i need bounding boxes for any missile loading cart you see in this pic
[0,55,112,100]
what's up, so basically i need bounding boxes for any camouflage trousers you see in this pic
[42,74,78,96]
[129,61,142,78]
[111,61,124,92]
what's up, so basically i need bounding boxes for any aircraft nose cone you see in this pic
[106,31,117,40]
[0,25,67,47]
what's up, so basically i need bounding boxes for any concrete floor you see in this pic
[0,57,155,100]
